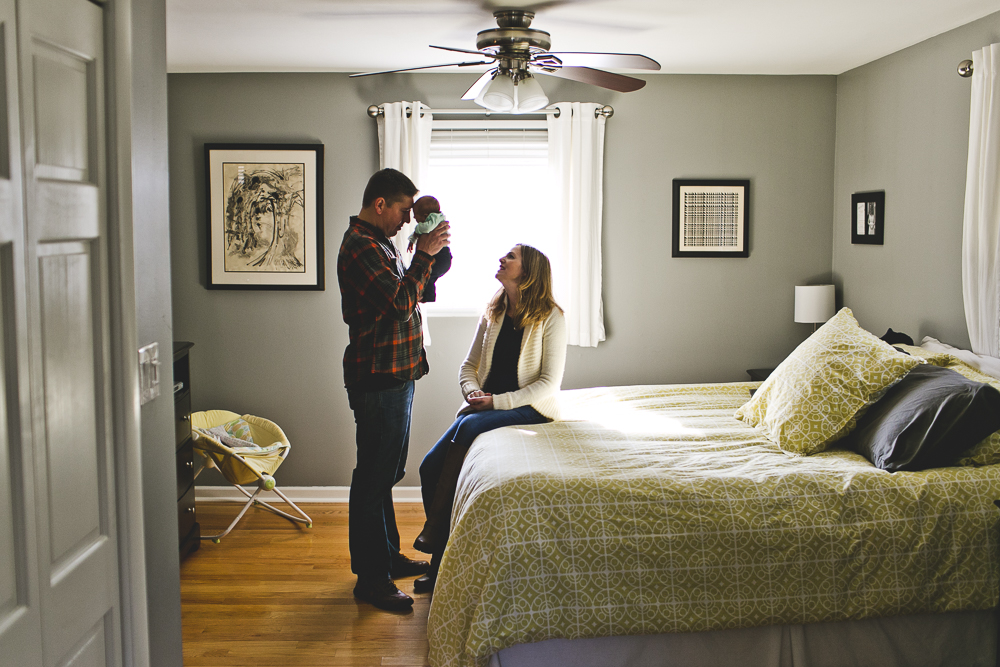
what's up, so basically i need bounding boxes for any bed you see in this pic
[426,332,1000,667]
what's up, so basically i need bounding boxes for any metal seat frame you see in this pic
[193,442,313,543]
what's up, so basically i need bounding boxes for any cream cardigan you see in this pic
[458,306,567,420]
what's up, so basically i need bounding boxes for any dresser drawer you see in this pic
[178,483,197,544]
[174,391,191,448]
[177,439,195,501]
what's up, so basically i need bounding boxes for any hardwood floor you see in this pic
[181,502,433,666]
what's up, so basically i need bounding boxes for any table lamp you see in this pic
[794,285,836,331]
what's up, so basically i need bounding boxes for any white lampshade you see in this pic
[794,285,836,324]
[476,73,515,112]
[514,75,548,112]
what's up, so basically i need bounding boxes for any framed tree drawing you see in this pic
[851,190,884,245]
[672,179,750,258]
[205,143,324,289]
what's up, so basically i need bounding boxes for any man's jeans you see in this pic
[347,380,414,580]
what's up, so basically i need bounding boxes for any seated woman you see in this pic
[412,244,567,592]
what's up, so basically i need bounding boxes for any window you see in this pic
[419,119,559,316]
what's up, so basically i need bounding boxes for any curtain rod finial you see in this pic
[958,59,974,78]
[367,105,382,117]
[598,105,614,118]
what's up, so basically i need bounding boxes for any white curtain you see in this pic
[377,101,432,251]
[547,102,607,347]
[963,44,1000,357]
[377,101,433,341]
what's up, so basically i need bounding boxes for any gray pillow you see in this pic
[846,364,1000,471]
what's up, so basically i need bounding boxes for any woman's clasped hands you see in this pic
[462,390,494,413]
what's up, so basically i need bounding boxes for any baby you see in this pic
[407,195,452,303]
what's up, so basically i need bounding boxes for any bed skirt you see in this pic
[491,610,996,667]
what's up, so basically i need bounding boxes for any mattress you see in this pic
[489,609,996,667]
[426,381,1000,667]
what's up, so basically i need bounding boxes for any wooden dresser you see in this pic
[174,341,200,557]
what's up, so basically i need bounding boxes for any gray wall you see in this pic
[832,10,1000,347]
[168,72,836,487]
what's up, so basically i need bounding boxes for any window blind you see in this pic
[429,129,548,168]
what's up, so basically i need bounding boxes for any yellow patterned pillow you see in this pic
[890,344,956,368]
[735,308,922,455]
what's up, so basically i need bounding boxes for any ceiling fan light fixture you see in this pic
[514,74,548,112]
[476,72,516,112]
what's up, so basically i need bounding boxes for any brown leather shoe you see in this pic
[390,553,430,578]
[353,577,414,611]
[413,569,437,594]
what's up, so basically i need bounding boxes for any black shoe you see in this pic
[390,553,430,579]
[413,520,443,554]
[353,577,414,611]
[413,569,437,594]
[412,531,436,555]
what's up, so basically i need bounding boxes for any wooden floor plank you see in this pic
[182,502,432,667]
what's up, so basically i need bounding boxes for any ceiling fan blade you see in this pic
[533,65,646,93]
[430,44,495,58]
[461,70,497,100]
[350,61,493,77]
[541,52,660,71]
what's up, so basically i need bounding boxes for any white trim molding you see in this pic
[195,485,424,503]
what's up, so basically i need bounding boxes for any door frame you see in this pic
[104,0,156,665]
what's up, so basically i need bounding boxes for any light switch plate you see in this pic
[138,342,160,405]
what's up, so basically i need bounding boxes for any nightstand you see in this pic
[174,341,200,558]
[746,368,774,382]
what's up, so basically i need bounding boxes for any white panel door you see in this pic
[17,0,123,666]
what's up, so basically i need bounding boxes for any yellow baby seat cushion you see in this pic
[191,410,290,486]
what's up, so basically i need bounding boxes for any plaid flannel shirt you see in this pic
[338,216,434,388]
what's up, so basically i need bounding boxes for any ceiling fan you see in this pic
[349,8,660,113]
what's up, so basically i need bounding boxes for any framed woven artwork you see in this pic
[205,143,325,290]
[851,190,884,245]
[672,179,750,258]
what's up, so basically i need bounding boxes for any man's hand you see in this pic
[415,221,450,256]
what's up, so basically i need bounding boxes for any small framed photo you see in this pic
[205,143,324,290]
[851,190,884,245]
[672,179,750,258]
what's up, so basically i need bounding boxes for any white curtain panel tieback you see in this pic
[548,102,607,348]
[962,44,1000,357]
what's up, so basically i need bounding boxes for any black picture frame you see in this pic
[851,190,884,245]
[672,179,750,258]
[205,143,325,290]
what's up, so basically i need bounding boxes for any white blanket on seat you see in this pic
[203,425,261,451]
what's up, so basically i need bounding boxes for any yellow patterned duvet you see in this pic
[426,381,1000,667]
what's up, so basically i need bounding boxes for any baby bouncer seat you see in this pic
[191,410,312,542]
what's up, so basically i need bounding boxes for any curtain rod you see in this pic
[958,59,973,77]
[366,104,614,119]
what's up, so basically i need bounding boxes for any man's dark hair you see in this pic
[362,168,418,207]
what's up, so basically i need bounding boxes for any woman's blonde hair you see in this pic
[488,244,563,329]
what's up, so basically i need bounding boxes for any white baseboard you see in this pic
[195,485,423,503]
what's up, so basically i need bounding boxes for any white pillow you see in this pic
[920,336,1000,380]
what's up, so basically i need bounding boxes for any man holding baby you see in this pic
[337,168,450,611]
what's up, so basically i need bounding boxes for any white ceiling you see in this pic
[166,0,998,75]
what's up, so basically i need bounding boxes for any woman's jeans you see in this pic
[347,380,414,581]
[418,404,547,558]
